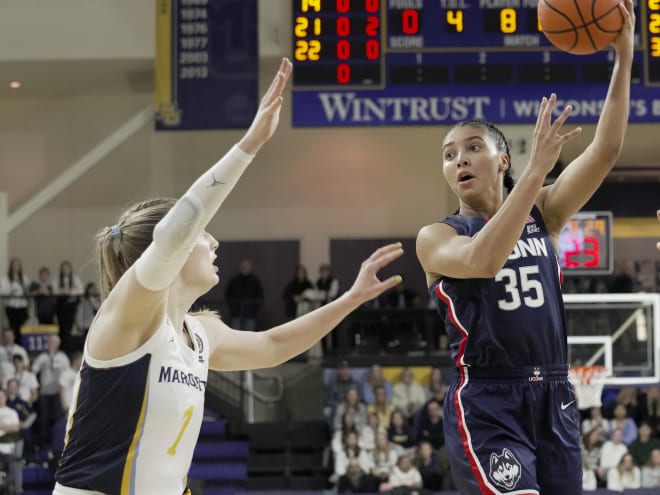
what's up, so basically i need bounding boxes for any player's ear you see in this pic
[498,154,510,172]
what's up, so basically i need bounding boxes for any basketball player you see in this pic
[415,1,635,493]
[53,58,404,495]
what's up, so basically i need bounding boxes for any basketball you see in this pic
[538,0,624,55]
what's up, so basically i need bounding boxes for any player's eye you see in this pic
[469,144,481,152]
[444,150,455,160]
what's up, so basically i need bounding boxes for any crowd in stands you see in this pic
[325,363,454,494]
[325,362,660,494]
[0,257,93,493]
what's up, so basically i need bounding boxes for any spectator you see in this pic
[606,452,641,491]
[641,447,660,488]
[392,367,427,418]
[0,328,30,370]
[282,264,313,320]
[224,259,264,331]
[334,386,368,434]
[385,455,423,494]
[54,261,84,351]
[29,267,57,325]
[333,412,360,458]
[59,351,82,414]
[629,420,660,468]
[0,258,29,338]
[415,441,443,491]
[361,364,393,405]
[9,354,38,406]
[74,282,100,339]
[32,335,69,447]
[360,411,385,453]
[334,431,370,480]
[638,386,660,436]
[582,454,598,491]
[0,388,21,493]
[6,377,37,484]
[599,429,628,483]
[337,457,376,493]
[581,428,603,486]
[581,406,610,444]
[416,399,444,450]
[425,367,447,397]
[608,403,638,445]
[368,385,396,429]
[387,410,415,454]
[326,360,359,424]
[364,431,398,486]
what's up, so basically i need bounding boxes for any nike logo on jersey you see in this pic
[560,400,575,410]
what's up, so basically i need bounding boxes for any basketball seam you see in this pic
[542,3,622,34]
[541,0,579,52]
[571,0,598,52]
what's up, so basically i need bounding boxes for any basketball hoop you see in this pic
[568,365,608,410]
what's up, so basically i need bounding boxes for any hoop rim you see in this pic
[569,365,608,385]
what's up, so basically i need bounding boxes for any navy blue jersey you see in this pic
[430,206,567,369]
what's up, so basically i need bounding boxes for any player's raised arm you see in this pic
[538,0,635,235]
[89,59,292,358]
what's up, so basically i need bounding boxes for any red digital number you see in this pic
[337,40,350,60]
[583,237,600,267]
[336,0,350,13]
[401,9,419,34]
[337,63,351,83]
[365,0,379,13]
[365,39,379,59]
[365,16,379,36]
[336,16,350,36]
[563,239,580,268]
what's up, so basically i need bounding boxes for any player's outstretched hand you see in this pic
[611,0,635,56]
[239,58,293,155]
[346,243,404,304]
[528,93,582,177]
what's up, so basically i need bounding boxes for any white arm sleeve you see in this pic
[135,144,254,291]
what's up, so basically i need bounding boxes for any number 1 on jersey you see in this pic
[168,405,194,456]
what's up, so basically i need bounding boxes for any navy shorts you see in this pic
[443,365,582,495]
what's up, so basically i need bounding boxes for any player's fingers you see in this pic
[261,59,290,105]
[377,274,404,293]
[366,242,403,262]
[559,126,583,144]
[551,104,573,130]
[368,245,404,272]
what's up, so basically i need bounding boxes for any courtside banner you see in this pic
[155,0,258,130]
[292,85,660,127]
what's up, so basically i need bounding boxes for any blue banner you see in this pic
[292,84,660,127]
[155,0,258,130]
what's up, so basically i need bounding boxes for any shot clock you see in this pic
[558,211,613,275]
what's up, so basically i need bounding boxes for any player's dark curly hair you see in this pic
[452,120,515,193]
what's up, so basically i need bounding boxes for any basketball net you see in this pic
[568,365,607,410]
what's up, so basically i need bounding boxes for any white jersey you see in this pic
[54,314,209,495]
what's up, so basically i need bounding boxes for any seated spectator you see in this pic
[0,388,21,493]
[599,429,628,483]
[384,455,422,494]
[333,411,361,457]
[334,431,370,481]
[361,364,393,405]
[416,399,444,450]
[425,368,447,397]
[629,420,660,468]
[363,431,399,486]
[0,327,30,369]
[334,387,368,434]
[337,457,377,493]
[368,385,396,429]
[606,453,641,491]
[360,412,386,453]
[641,447,660,488]
[414,441,445,491]
[581,406,610,444]
[9,354,39,406]
[582,454,598,492]
[608,404,638,446]
[326,360,359,424]
[387,410,415,455]
[581,428,603,485]
[6,377,36,489]
[638,386,660,437]
[392,367,427,418]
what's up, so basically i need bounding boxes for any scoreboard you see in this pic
[558,211,613,276]
[291,0,660,126]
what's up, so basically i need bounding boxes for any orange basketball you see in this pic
[538,0,624,55]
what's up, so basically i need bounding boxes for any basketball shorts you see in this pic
[443,364,582,495]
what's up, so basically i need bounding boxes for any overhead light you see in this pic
[8,81,21,89]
